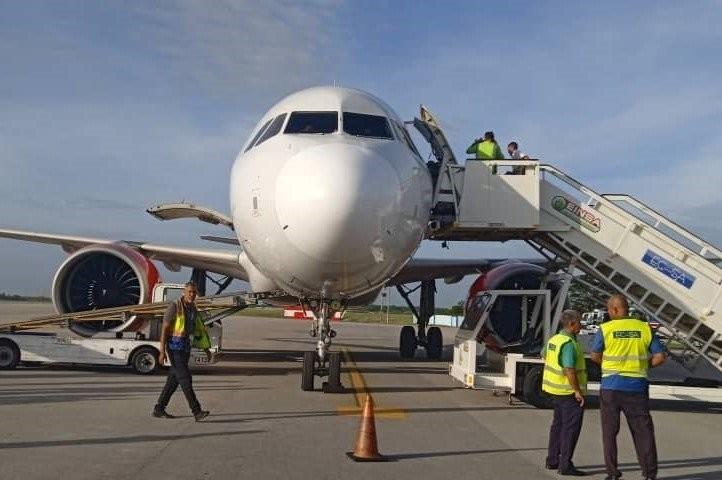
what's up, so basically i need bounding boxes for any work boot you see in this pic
[558,466,588,476]
[152,408,176,419]
[194,410,210,422]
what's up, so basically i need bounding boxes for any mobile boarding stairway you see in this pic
[413,107,722,377]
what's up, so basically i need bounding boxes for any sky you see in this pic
[1,1,722,307]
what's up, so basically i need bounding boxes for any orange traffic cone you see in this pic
[347,395,386,462]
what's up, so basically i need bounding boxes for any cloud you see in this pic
[132,0,345,102]
[0,2,348,294]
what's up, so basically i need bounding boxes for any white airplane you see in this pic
[0,86,533,390]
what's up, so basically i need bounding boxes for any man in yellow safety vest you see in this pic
[466,131,505,160]
[590,294,667,480]
[153,281,211,421]
[542,310,588,476]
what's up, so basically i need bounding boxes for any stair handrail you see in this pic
[539,164,722,271]
[602,193,722,262]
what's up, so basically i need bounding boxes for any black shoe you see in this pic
[558,466,588,476]
[604,476,621,480]
[194,410,210,422]
[545,464,559,470]
[152,409,176,419]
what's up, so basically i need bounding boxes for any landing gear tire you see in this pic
[301,351,316,391]
[130,346,159,375]
[425,326,443,360]
[522,365,554,409]
[399,325,417,359]
[0,339,20,370]
[322,352,344,393]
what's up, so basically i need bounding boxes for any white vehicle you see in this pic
[0,283,222,374]
[581,309,606,326]
[450,289,722,408]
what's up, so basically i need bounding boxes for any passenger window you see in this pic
[254,113,287,147]
[244,118,273,152]
[343,112,393,139]
[284,111,338,134]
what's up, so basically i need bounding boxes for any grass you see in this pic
[343,310,414,325]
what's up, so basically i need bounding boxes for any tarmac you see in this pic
[1,302,722,480]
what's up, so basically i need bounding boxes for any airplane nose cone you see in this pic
[275,142,401,264]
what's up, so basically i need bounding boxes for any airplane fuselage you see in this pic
[230,87,433,302]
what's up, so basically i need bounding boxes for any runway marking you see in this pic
[337,348,406,420]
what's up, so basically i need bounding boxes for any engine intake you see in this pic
[465,262,564,355]
[52,244,160,336]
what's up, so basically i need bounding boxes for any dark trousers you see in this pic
[546,394,584,471]
[156,349,201,414]
[600,389,658,479]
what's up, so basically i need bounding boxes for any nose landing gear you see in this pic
[301,301,344,393]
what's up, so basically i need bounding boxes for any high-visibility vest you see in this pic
[600,318,652,379]
[542,333,588,395]
[475,140,504,160]
[171,300,211,350]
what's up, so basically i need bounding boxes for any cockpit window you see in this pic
[284,111,338,134]
[254,113,286,147]
[393,120,421,157]
[343,112,393,139]
[244,118,273,152]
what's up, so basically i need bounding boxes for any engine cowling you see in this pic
[52,244,160,336]
[464,263,563,355]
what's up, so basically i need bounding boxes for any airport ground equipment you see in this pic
[414,114,722,376]
[0,329,221,374]
[428,159,722,374]
[449,289,722,408]
[0,283,252,374]
[414,106,722,376]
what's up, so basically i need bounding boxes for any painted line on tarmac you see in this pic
[337,348,406,420]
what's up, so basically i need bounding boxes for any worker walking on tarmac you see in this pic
[542,309,588,477]
[153,281,211,421]
[591,294,668,480]
[466,131,505,160]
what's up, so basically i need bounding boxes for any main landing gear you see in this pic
[301,301,344,393]
[396,280,443,360]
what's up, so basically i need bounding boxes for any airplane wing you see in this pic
[388,257,558,285]
[0,229,248,280]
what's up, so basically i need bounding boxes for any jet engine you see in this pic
[464,263,563,355]
[52,244,160,336]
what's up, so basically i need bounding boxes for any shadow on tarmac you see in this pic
[570,397,722,414]
[0,383,265,406]
[385,446,546,461]
[0,430,266,450]
[344,385,460,394]
[577,456,722,479]
[203,404,536,424]
[264,338,455,362]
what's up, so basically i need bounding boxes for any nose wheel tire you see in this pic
[302,350,344,393]
[322,352,344,393]
[399,325,417,359]
[0,339,20,370]
[425,326,443,360]
[301,351,316,391]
